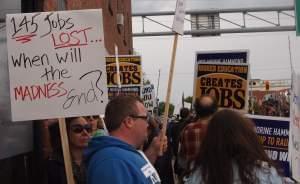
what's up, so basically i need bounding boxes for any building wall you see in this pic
[44,0,133,55]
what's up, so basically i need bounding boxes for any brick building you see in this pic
[24,0,133,55]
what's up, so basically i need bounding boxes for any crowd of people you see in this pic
[249,91,290,117]
[40,95,289,184]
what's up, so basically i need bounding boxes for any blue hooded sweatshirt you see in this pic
[85,136,161,184]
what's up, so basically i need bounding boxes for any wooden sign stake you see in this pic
[160,33,179,154]
[58,118,75,184]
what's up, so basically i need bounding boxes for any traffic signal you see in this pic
[265,80,270,91]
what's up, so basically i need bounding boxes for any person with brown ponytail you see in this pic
[184,109,283,184]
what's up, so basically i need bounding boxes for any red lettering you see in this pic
[13,82,68,101]
[39,84,48,98]
[51,27,92,49]
[48,82,60,98]
[23,86,32,101]
[80,27,90,43]
[31,85,40,100]
[14,87,23,100]
[59,32,71,45]
[70,30,82,45]
[57,82,68,97]
[51,33,59,47]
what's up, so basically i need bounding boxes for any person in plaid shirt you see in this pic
[178,95,218,177]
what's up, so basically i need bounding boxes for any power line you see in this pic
[144,68,291,76]
[133,30,295,41]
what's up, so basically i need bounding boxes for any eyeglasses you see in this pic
[129,113,151,123]
[70,124,92,134]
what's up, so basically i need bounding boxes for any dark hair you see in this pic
[180,107,190,119]
[193,109,275,184]
[193,95,218,119]
[104,96,143,132]
[48,117,81,152]
[65,117,79,131]
[143,116,160,151]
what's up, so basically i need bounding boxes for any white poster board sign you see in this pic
[290,71,300,182]
[6,9,108,121]
[142,84,156,111]
[172,0,186,35]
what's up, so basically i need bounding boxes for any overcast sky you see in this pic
[134,33,300,112]
[132,0,294,12]
[131,0,300,112]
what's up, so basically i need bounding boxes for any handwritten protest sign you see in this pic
[172,0,186,35]
[290,71,300,181]
[106,55,142,100]
[142,84,156,112]
[194,51,249,111]
[248,115,290,177]
[6,9,108,121]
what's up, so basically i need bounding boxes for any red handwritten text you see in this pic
[12,33,37,44]
[14,81,67,101]
[51,27,92,49]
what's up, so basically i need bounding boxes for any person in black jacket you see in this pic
[169,107,193,177]
[47,117,92,184]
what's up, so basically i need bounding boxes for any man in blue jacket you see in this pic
[85,96,161,184]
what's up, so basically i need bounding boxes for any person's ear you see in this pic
[122,116,134,128]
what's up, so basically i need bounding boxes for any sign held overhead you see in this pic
[194,50,249,111]
[172,0,186,35]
